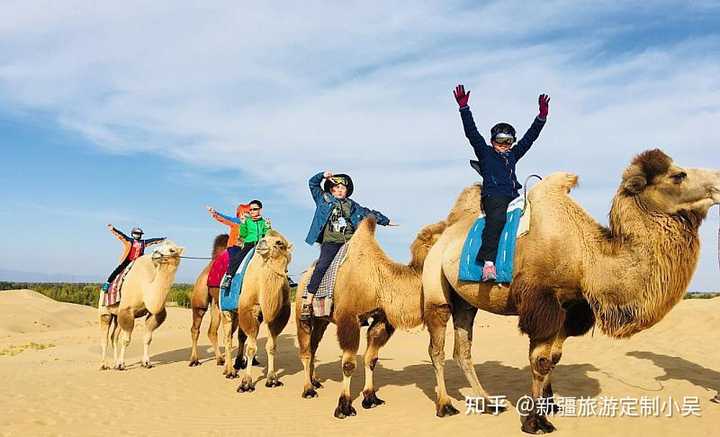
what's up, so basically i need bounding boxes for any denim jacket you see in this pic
[304,172,390,245]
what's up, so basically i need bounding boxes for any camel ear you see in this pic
[623,174,647,194]
[287,243,294,253]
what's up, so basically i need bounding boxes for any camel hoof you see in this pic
[225,370,238,379]
[115,363,126,371]
[436,402,459,417]
[188,360,201,367]
[311,378,323,389]
[521,412,556,434]
[265,378,283,388]
[237,380,255,393]
[99,364,110,371]
[141,362,153,369]
[216,357,225,366]
[302,388,318,399]
[334,396,356,419]
[361,391,385,409]
[711,394,720,404]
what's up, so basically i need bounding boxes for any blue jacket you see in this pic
[460,106,546,198]
[305,172,390,245]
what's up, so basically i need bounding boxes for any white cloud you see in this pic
[1,1,719,289]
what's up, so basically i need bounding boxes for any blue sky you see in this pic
[0,1,719,290]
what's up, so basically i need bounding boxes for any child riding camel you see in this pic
[208,200,271,282]
[453,84,550,282]
[207,203,251,248]
[102,225,166,292]
[300,171,395,320]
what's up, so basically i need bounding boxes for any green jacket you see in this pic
[240,217,270,244]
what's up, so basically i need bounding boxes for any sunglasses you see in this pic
[493,137,515,145]
[250,207,261,211]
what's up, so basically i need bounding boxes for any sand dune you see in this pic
[1,289,719,436]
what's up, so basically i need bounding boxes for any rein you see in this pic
[522,174,543,216]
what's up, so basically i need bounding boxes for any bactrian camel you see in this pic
[295,217,445,419]
[221,230,294,392]
[422,149,720,433]
[99,241,184,370]
[189,234,230,367]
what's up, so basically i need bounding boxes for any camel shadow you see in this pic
[147,333,303,376]
[626,350,720,397]
[310,358,600,406]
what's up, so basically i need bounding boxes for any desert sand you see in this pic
[1,289,719,436]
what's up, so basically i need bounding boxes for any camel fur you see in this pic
[188,234,229,367]
[295,217,446,418]
[99,241,184,370]
[220,230,294,393]
[422,149,720,433]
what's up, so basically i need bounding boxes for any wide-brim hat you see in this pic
[323,174,354,197]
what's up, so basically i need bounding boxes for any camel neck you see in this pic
[584,196,700,337]
[145,261,178,313]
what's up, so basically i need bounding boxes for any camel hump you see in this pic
[356,215,378,235]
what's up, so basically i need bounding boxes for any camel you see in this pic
[99,240,184,370]
[220,230,294,392]
[295,217,446,419]
[189,234,230,367]
[422,149,720,433]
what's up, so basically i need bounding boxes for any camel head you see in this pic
[619,149,720,224]
[151,240,184,269]
[211,234,229,258]
[255,230,292,267]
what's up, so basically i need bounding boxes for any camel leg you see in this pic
[99,313,112,370]
[141,308,167,368]
[235,329,247,370]
[361,316,395,409]
[334,314,360,419]
[265,304,290,388]
[189,306,206,367]
[110,316,120,366]
[222,310,239,378]
[237,308,260,393]
[116,309,135,370]
[425,302,457,417]
[309,319,328,390]
[520,336,559,434]
[451,292,506,414]
[299,317,328,398]
[539,328,568,414]
[208,300,224,365]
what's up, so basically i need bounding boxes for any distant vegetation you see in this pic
[0,281,298,307]
[684,292,720,299]
[0,281,194,307]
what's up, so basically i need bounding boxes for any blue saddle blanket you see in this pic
[219,247,255,311]
[458,200,524,283]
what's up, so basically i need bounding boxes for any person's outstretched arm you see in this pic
[513,94,549,161]
[354,202,391,226]
[144,237,166,247]
[454,84,489,152]
[107,224,130,242]
[207,206,243,225]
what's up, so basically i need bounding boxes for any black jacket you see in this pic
[460,106,545,198]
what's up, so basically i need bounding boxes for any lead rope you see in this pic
[522,174,543,216]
